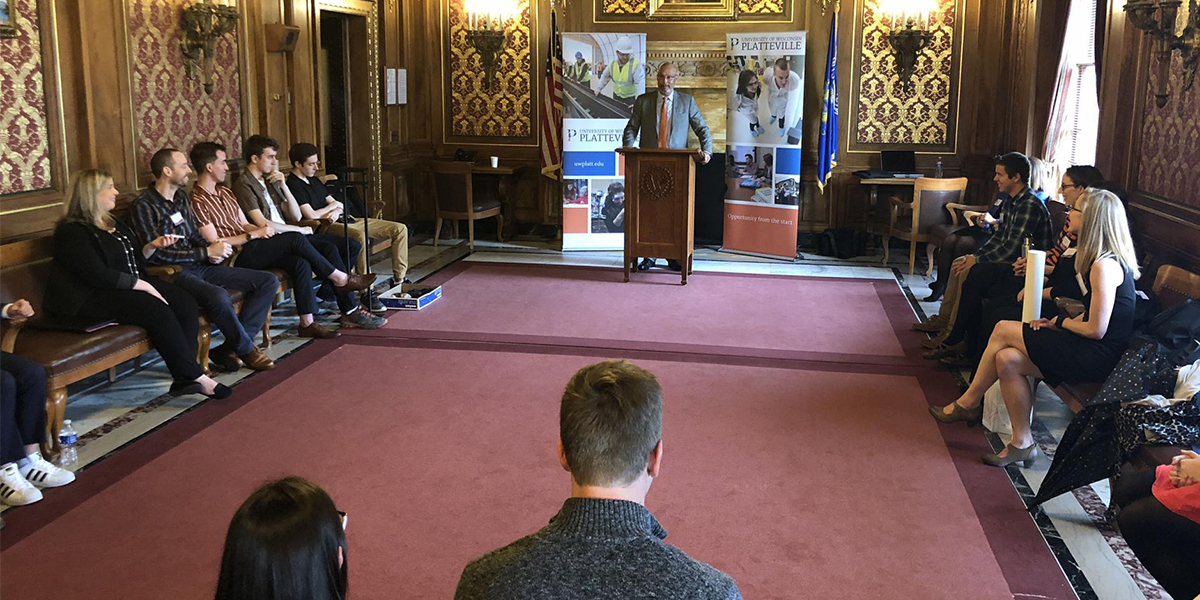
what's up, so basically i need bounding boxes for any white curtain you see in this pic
[1043,0,1100,169]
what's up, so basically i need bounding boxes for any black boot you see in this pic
[923,282,945,302]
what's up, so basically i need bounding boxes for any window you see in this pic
[1044,0,1100,168]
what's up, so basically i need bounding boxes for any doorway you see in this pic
[316,3,376,196]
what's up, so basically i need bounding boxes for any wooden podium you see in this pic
[616,148,698,285]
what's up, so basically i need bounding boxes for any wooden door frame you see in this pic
[313,0,382,210]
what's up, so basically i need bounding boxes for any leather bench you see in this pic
[0,236,252,459]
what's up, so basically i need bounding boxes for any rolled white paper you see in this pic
[1022,249,1046,323]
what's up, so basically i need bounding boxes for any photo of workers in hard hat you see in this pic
[562,33,646,120]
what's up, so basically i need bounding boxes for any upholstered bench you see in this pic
[0,237,247,459]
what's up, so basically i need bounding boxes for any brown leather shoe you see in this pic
[333,272,377,295]
[239,348,275,371]
[209,343,242,372]
[298,322,340,339]
[912,317,947,333]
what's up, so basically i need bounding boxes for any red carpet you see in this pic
[0,267,1075,599]
[1,342,1059,599]
[353,263,914,364]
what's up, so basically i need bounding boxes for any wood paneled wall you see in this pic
[7,0,1195,261]
[560,0,1052,234]
[1094,0,1200,276]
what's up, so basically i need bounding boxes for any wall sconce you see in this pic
[879,0,937,93]
[180,0,240,95]
[463,0,520,90]
[1124,0,1199,108]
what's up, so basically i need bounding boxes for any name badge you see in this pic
[169,211,184,226]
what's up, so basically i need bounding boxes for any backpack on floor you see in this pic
[816,228,869,259]
[1129,299,1200,367]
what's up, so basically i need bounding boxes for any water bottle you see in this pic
[935,157,944,178]
[58,420,78,468]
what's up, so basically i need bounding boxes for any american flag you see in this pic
[540,10,563,177]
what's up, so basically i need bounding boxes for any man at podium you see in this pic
[622,62,712,271]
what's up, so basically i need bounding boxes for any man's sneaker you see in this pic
[18,452,76,488]
[340,308,387,330]
[387,276,411,289]
[362,291,386,313]
[0,463,43,506]
[316,298,339,315]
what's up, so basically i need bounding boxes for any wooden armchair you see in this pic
[882,177,968,275]
[430,161,504,251]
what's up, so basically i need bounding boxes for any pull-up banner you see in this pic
[722,32,806,259]
[560,33,647,250]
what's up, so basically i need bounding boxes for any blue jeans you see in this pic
[1,351,46,464]
[174,263,278,355]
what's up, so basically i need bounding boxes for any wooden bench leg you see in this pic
[197,325,213,376]
[262,311,273,348]
[107,366,117,383]
[41,387,67,461]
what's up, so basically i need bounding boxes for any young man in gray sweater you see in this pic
[454,360,742,600]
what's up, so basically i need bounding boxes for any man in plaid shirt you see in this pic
[131,148,280,372]
[915,152,1055,338]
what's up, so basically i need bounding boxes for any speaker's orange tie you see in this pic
[658,96,670,149]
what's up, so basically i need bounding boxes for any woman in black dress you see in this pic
[46,170,230,398]
[929,189,1138,467]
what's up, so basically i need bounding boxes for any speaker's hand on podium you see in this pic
[698,151,711,164]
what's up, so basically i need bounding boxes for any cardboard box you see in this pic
[379,284,442,310]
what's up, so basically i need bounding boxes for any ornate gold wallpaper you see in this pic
[1138,53,1200,209]
[601,0,783,17]
[128,0,244,169]
[602,0,649,14]
[448,0,533,138]
[738,0,786,14]
[854,0,957,146]
[0,0,52,195]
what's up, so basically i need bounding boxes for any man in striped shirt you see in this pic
[189,142,385,333]
[131,148,280,372]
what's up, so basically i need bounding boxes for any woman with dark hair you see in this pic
[47,169,230,399]
[215,477,348,600]
[734,69,764,138]
[602,182,626,233]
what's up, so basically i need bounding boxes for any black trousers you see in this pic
[931,229,984,291]
[1114,469,1200,600]
[75,276,205,383]
[308,234,360,314]
[945,261,1019,346]
[236,232,337,316]
[1,351,47,464]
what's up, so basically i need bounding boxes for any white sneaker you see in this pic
[0,463,43,506]
[19,452,76,488]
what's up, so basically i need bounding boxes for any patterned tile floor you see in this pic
[3,236,1169,599]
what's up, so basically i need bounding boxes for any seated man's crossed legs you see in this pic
[323,219,409,285]
[173,264,279,372]
[234,231,377,338]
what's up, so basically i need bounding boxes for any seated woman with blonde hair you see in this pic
[46,169,230,398]
[928,188,1139,467]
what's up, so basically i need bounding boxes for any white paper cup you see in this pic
[490,156,499,168]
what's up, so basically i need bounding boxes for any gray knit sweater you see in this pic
[454,498,742,600]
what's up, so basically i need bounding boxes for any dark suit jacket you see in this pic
[622,90,713,154]
[46,219,146,317]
